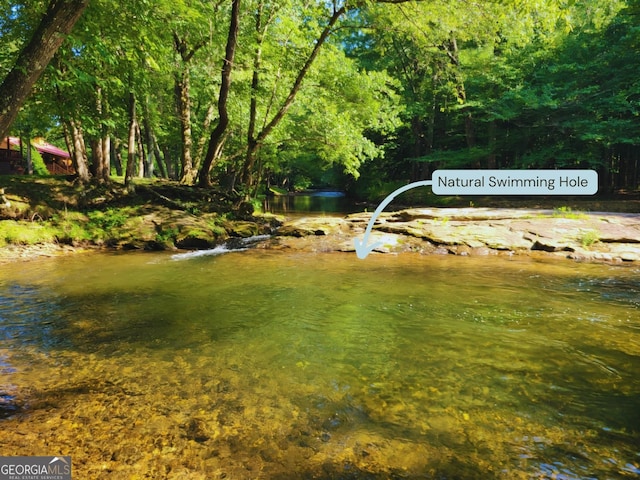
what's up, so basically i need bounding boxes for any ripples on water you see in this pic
[0,251,638,479]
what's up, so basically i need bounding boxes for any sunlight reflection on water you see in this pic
[0,252,638,479]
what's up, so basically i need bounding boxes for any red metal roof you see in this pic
[34,142,71,159]
[7,136,70,159]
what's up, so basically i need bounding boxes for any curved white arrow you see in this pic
[353,180,433,259]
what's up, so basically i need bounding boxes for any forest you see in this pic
[1,0,639,199]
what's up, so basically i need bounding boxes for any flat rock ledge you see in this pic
[272,207,640,263]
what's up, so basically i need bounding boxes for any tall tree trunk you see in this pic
[152,134,168,179]
[90,138,102,177]
[61,121,73,167]
[125,92,137,189]
[55,70,92,181]
[422,75,438,179]
[198,0,241,188]
[67,119,90,182]
[163,146,176,179]
[136,122,146,177]
[176,70,196,184]
[142,99,155,179]
[93,86,111,182]
[240,5,347,188]
[25,134,33,175]
[173,33,206,185]
[410,115,428,181]
[0,0,89,139]
[112,138,123,176]
[247,1,267,169]
[487,120,497,169]
[90,135,111,181]
[194,104,215,171]
[442,36,475,151]
[632,145,639,190]
[101,135,111,180]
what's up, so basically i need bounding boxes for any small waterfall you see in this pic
[171,234,271,261]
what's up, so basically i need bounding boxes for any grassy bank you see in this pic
[0,176,278,253]
[1,176,638,258]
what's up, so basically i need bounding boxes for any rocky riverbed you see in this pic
[271,207,640,263]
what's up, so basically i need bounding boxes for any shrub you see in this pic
[580,230,600,247]
[552,206,588,220]
[52,212,92,243]
[87,208,129,231]
[30,147,50,176]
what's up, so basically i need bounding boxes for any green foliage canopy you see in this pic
[1,0,638,193]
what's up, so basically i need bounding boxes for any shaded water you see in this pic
[0,251,639,479]
[263,191,357,215]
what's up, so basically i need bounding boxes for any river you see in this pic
[263,190,359,215]
[0,249,639,479]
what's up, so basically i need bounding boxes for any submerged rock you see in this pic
[184,418,210,443]
[0,393,21,419]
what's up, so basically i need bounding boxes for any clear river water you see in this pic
[1,249,639,479]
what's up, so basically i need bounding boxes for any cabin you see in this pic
[0,136,75,175]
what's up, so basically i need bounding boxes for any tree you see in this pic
[239,3,348,189]
[345,0,634,194]
[41,0,178,184]
[484,0,637,189]
[195,1,417,191]
[198,0,240,188]
[169,0,226,184]
[0,0,89,140]
[341,1,504,180]
[3,0,635,197]
[174,32,206,184]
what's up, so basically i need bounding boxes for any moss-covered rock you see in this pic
[226,221,260,238]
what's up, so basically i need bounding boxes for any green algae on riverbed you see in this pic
[0,251,639,479]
